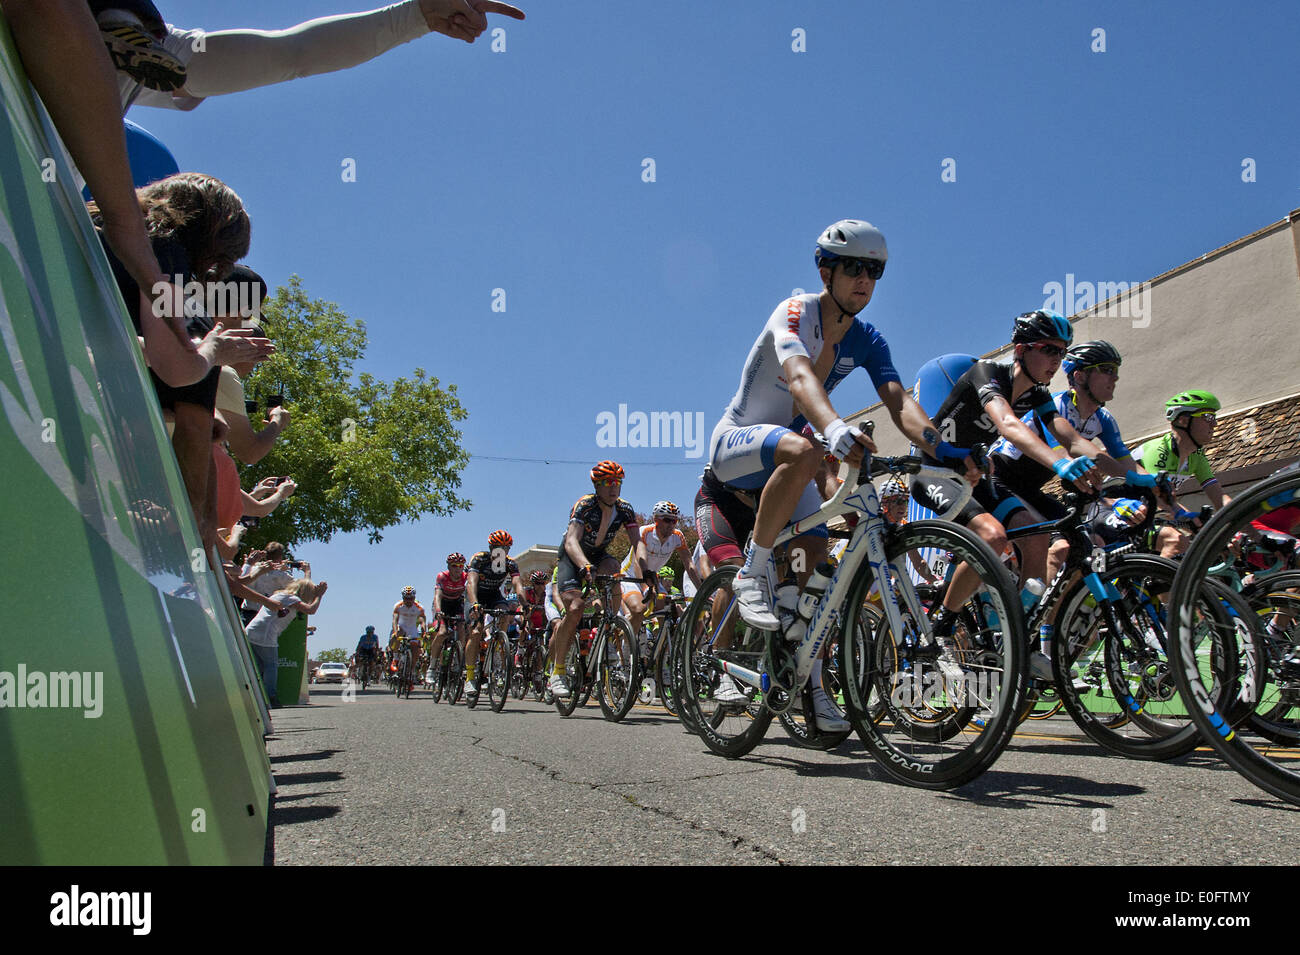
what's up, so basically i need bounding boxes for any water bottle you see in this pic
[1020,578,1045,616]
[796,563,834,621]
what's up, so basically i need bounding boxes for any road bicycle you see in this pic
[553,575,641,721]
[392,633,422,700]
[638,596,690,716]
[675,436,1027,790]
[510,615,550,702]
[430,614,465,704]
[1171,464,1300,805]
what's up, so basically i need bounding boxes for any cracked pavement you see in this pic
[266,683,1299,865]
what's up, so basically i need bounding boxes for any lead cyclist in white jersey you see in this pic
[708,219,979,731]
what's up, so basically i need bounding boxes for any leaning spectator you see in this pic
[117,1,525,114]
[212,267,289,465]
[240,542,296,623]
[245,578,328,707]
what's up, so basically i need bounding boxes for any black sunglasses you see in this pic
[837,257,886,280]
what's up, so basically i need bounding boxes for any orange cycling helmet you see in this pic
[591,460,625,484]
[488,529,513,549]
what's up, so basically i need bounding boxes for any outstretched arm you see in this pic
[178,1,525,99]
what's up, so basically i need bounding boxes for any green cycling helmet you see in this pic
[1165,389,1221,421]
[657,566,675,579]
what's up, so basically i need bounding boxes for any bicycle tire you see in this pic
[1170,468,1300,804]
[839,519,1027,789]
[654,626,680,718]
[597,617,641,722]
[487,631,511,713]
[1052,554,1237,760]
[676,565,773,758]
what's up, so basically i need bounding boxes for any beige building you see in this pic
[852,208,1300,504]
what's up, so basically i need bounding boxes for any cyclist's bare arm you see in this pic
[785,355,874,463]
[877,380,979,483]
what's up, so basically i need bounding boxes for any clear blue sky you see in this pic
[139,1,1300,656]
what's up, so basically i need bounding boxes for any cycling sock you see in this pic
[1038,624,1054,656]
[466,664,476,681]
[739,542,772,579]
[810,658,823,687]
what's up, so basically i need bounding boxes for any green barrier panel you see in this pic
[0,19,270,864]
[277,615,308,707]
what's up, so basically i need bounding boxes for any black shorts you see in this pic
[555,549,616,594]
[440,597,466,621]
[694,469,757,564]
[152,363,220,413]
[911,460,1063,528]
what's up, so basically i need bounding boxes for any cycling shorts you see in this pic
[556,550,618,595]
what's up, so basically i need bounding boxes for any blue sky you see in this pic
[137,1,1300,655]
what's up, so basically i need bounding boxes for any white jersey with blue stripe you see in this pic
[710,293,901,449]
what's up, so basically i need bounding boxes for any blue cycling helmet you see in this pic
[365,625,375,632]
[1011,309,1073,345]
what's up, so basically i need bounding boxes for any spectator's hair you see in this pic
[280,578,319,602]
[265,542,286,561]
[91,172,250,281]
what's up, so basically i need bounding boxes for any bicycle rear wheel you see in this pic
[654,628,681,718]
[597,617,641,722]
[839,520,1026,789]
[487,632,511,713]
[1052,555,1237,761]
[1242,571,1300,745]
[777,617,854,750]
[676,565,773,758]
[555,641,582,717]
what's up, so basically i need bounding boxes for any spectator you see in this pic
[115,1,526,114]
[213,267,289,465]
[91,1,187,92]
[245,577,328,707]
[240,542,303,623]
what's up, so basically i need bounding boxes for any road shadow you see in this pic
[270,803,341,826]
[273,770,344,786]
[269,749,342,764]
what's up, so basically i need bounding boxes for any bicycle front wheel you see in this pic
[839,520,1026,789]
[597,617,641,722]
[487,632,511,713]
[1242,570,1300,745]
[676,565,773,758]
[1170,467,1300,805]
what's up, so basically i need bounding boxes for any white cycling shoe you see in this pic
[547,673,572,699]
[1029,651,1054,683]
[713,673,748,705]
[732,571,779,630]
[810,686,850,733]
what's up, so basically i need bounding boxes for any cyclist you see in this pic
[911,310,1104,679]
[705,219,978,729]
[878,477,942,584]
[465,530,526,700]
[621,501,701,659]
[356,624,381,681]
[1131,390,1232,557]
[428,552,469,682]
[550,461,645,699]
[390,585,426,686]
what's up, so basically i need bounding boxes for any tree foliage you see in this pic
[240,276,470,546]
[317,648,349,664]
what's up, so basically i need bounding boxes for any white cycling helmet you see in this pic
[815,219,888,269]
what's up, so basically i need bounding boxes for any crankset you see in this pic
[762,632,796,714]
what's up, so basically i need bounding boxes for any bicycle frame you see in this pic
[706,456,973,701]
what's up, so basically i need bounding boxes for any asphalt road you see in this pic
[266,682,1299,865]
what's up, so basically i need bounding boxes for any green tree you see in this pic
[241,276,470,546]
[318,648,349,664]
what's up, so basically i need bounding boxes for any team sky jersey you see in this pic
[928,360,1056,460]
[714,294,901,438]
[392,600,425,634]
[991,389,1131,485]
[566,494,638,557]
[1132,433,1216,493]
[469,549,521,594]
[620,523,687,576]
[436,569,468,600]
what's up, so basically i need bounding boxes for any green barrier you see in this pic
[0,19,270,863]
[276,614,308,707]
